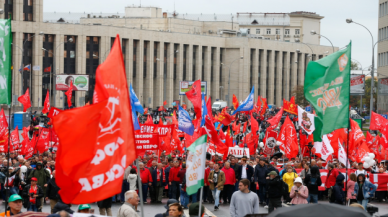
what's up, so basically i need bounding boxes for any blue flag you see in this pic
[200,94,207,127]
[129,84,143,130]
[178,105,195,136]
[232,86,254,115]
[130,84,144,114]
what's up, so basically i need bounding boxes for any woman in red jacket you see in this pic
[221,162,236,204]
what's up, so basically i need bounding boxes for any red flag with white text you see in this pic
[18,88,31,112]
[42,90,50,114]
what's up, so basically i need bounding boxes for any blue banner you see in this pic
[178,105,195,135]
[232,86,254,115]
[130,84,144,114]
[200,94,207,127]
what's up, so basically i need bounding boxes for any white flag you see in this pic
[186,135,207,195]
[298,106,315,135]
[337,139,350,168]
[313,135,334,160]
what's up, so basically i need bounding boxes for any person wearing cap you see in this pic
[266,171,282,213]
[22,177,44,211]
[154,199,178,217]
[188,202,207,217]
[290,177,308,205]
[28,161,50,211]
[0,194,23,216]
[78,204,91,213]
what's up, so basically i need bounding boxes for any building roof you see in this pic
[44,12,125,23]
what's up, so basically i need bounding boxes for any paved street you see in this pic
[1,198,388,216]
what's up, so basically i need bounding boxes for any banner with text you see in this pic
[350,74,365,95]
[135,133,159,155]
[228,147,250,158]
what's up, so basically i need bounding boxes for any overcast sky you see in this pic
[44,0,378,70]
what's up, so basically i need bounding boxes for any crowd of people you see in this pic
[0,104,386,217]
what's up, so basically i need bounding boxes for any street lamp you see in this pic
[221,56,243,106]
[310,30,334,53]
[346,18,375,118]
[295,38,314,59]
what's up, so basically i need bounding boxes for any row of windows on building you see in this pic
[4,0,34,21]
[247,28,300,35]
[378,52,388,67]
[378,26,388,41]
[380,1,388,18]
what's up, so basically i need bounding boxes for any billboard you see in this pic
[378,78,388,96]
[56,74,89,91]
[179,81,207,95]
[350,74,365,95]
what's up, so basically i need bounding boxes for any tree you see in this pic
[351,61,360,70]
[291,85,307,106]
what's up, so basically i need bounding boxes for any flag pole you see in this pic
[198,186,204,217]
[5,104,11,217]
[49,64,52,104]
[136,159,145,217]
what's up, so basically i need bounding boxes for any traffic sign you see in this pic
[305,106,311,112]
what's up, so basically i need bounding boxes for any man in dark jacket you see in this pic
[266,171,282,213]
[304,166,322,204]
[331,173,345,205]
[28,161,50,211]
[151,163,167,203]
[237,157,254,184]
[254,158,267,204]
[45,170,60,213]
[22,177,44,212]
[52,198,74,214]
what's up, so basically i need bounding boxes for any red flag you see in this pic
[20,127,30,155]
[206,97,212,117]
[243,121,247,133]
[185,80,202,119]
[37,128,50,153]
[283,99,297,115]
[65,81,73,107]
[44,66,51,73]
[145,115,153,124]
[53,35,136,204]
[232,94,239,110]
[260,98,268,117]
[355,142,370,163]
[251,114,259,136]
[48,107,63,119]
[290,96,295,104]
[0,109,8,138]
[277,116,298,159]
[42,90,50,114]
[267,107,283,130]
[349,119,365,160]
[172,110,178,126]
[217,107,232,125]
[204,115,227,154]
[219,128,226,140]
[182,104,187,110]
[235,123,241,135]
[18,88,31,112]
[367,132,379,157]
[10,127,20,151]
[370,111,388,135]
[163,100,167,106]
[254,96,261,113]
[144,108,148,115]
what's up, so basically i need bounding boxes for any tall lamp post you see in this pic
[346,18,375,117]
[310,30,335,53]
[295,38,314,60]
[221,56,243,106]
[42,37,73,107]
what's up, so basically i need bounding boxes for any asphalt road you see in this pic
[1,198,388,216]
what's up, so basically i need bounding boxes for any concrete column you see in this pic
[126,39,133,86]
[252,49,259,100]
[276,51,283,106]
[135,40,144,106]
[75,35,86,107]
[177,44,184,104]
[166,43,174,105]
[197,45,202,81]
[260,49,267,97]
[283,52,290,101]
[33,0,43,22]
[239,47,249,102]
[268,50,275,105]
[291,52,297,95]
[145,41,153,108]
[214,47,220,101]
[99,36,109,64]
[0,0,4,19]
[31,33,43,108]
[12,32,23,106]
[184,44,193,107]
[154,42,163,107]
[298,53,305,86]
[204,46,211,97]
[14,0,23,21]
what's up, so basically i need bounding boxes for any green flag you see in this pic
[304,42,351,141]
[0,19,12,105]
[185,134,207,195]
